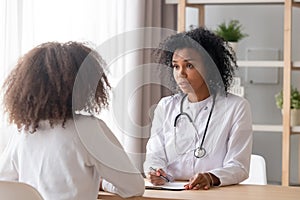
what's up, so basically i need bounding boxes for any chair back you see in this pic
[240,154,267,185]
[0,181,43,200]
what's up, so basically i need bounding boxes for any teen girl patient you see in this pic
[0,41,144,199]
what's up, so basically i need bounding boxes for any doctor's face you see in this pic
[172,48,210,102]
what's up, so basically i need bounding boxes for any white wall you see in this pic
[187,5,300,185]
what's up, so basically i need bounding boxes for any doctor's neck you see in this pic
[187,92,210,103]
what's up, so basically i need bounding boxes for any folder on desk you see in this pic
[145,180,186,191]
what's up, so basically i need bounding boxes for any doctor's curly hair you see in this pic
[153,27,237,94]
[2,41,110,133]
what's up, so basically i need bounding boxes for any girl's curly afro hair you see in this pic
[2,41,110,133]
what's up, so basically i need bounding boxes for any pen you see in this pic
[149,167,170,182]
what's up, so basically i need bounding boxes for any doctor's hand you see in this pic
[148,168,168,186]
[184,173,213,190]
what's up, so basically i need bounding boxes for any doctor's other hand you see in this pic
[184,173,213,190]
[148,168,167,186]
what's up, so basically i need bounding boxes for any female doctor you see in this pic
[144,27,253,190]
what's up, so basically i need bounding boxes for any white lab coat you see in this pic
[144,93,253,186]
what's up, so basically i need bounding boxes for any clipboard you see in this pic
[145,180,187,191]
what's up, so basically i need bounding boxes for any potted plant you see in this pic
[275,86,300,126]
[215,19,248,52]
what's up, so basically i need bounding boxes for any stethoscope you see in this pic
[173,94,216,158]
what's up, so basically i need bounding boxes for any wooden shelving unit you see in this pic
[167,0,300,186]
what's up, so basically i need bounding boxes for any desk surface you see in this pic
[98,184,300,200]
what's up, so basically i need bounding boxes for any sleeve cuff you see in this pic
[102,179,115,193]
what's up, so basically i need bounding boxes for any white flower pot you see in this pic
[291,109,300,126]
[228,42,238,56]
[281,109,300,126]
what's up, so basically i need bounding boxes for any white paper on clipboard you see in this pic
[145,180,187,191]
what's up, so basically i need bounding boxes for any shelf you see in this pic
[235,61,300,68]
[173,0,299,186]
[253,124,282,132]
[292,61,300,69]
[166,0,300,5]
[237,60,284,68]
[253,124,300,134]
[293,61,300,67]
[292,126,300,133]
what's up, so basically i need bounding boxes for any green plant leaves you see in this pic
[215,20,248,42]
[275,86,300,109]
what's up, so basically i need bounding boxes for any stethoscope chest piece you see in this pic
[194,147,206,158]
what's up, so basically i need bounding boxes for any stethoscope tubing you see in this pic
[173,94,216,158]
[199,94,216,148]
